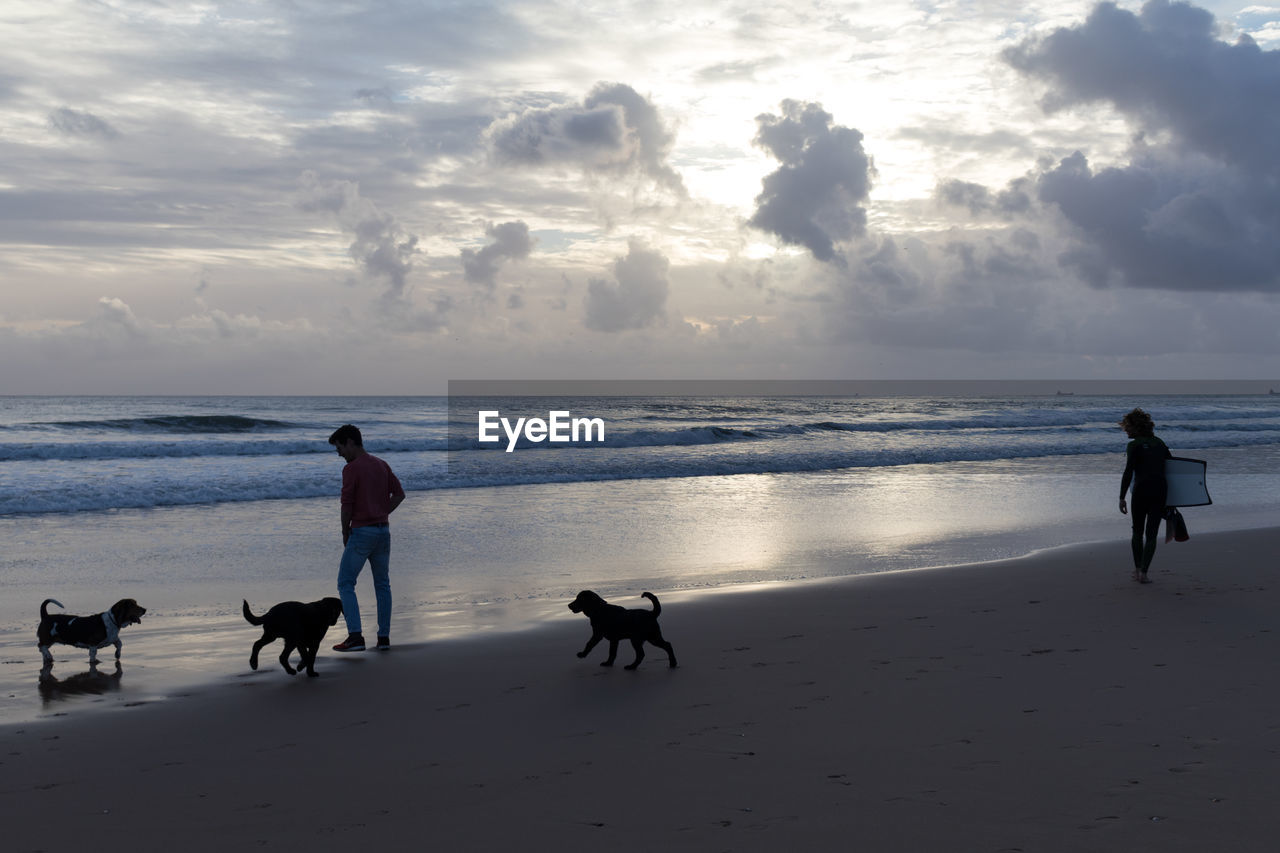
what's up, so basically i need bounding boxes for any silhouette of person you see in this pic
[328,424,405,651]
[1118,408,1170,584]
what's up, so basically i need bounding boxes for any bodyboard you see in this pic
[1165,457,1211,507]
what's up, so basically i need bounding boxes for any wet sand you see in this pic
[2,528,1278,851]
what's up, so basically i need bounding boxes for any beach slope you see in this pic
[3,529,1278,851]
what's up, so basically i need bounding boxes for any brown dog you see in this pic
[242,597,343,677]
[37,598,147,668]
[568,590,677,670]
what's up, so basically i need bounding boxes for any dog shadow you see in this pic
[38,660,124,705]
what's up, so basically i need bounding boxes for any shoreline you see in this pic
[3,528,1279,849]
[2,521,1275,727]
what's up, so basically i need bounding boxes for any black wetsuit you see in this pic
[1120,435,1171,572]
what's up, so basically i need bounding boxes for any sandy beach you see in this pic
[2,527,1278,851]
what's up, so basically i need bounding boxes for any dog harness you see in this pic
[54,611,121,650]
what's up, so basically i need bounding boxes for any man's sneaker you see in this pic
[333,633,366,652]
[376,636,391,651]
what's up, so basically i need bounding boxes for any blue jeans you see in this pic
[338,524,392,638]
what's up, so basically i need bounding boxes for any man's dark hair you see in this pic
[328,424,363,446]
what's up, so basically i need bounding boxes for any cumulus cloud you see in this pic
[747,100,875,264]
[489,83,685,195]
[1002,0,1280,292]
[461,220,534,289]
[48,107,119,140]
[1005,0,1280,176]
[90,296,143,336]
[297,171,420,298]
[584,240,670,332]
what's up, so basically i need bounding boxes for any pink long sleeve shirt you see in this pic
[341,453,405,527]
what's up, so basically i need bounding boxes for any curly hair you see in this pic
[1118,408,1155,437]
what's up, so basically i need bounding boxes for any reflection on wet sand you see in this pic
[38,660,123,705]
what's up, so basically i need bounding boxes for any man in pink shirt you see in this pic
[328,424,405,652]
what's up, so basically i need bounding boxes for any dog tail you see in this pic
[40,599,64,619]
[642,591,660,616]
[242,599,264,626]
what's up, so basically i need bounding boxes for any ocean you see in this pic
[2,391,1279,720]
[6,392,1280,516]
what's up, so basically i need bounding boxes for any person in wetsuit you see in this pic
[1118,408,1171,584]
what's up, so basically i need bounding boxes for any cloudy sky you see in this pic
[2,0,1279,393]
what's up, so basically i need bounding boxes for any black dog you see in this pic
[568,590,677,670]
[37,598,147,668]
[242,597,344,677]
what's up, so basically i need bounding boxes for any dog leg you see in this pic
[89,646,99,665]
[655,640,677,668]
[301,645,319,677]
[278,643,298,675]
[624,638,646,670]
[39,644,52,666]
[650,628,678,668]
[601,639,619,667]
[577,633,603,659]
[113,639,122,660]
[250,635,272,670]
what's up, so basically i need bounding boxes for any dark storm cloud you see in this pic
[48,107,119,140]
[1005,0,1280,176]
[461,221,534,288]
[489,83,686,195]
[1034,149,1280,291]
[584,240,670,332]
[1002,0,1280,292]
[747,100,875,264]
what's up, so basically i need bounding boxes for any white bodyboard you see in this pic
[1165,457,1211,507]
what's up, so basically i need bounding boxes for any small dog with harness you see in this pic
[36,598,147,667]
